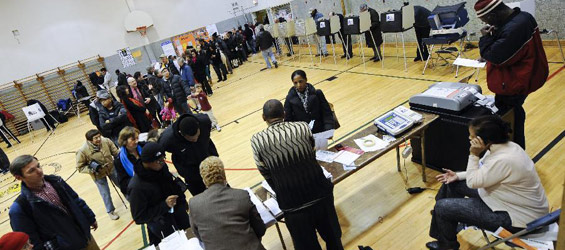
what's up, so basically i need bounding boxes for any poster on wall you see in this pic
[206,24,218,36]
[172,27,211,55]
[117,48,136,68]
[161,40,177,57]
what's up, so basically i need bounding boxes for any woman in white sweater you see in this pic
[426,115,548,250]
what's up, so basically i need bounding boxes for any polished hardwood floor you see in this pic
[0,43,563,249]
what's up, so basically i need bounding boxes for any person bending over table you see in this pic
[189,156,266,250]
[284,70,334,134]
[426,115,548,250]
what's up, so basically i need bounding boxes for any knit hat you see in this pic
[179,116,199,136]
[475,0,503,17]
[141,142,165,163]
[96,90,111,100]
[0,232,29,250]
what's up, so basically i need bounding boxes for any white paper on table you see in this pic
[158,230,193,250]
[343,163,357,171]
[353,134,389,152]
[245,188,276,225]
[333,150,360,166]
[453,57,487,68]
[261,180,276,196]
[321,166,332,180]
[263,198,283,217]
[316,150,337,163]
[313,129,335,150]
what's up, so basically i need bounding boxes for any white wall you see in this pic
[0,0,291,85]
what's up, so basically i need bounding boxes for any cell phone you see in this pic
[335,143,344,151]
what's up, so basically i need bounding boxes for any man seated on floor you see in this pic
[426,115,549,250]
[189,156,266,250]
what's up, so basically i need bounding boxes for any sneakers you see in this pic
[109,211,119,220]
[274,62,278,68]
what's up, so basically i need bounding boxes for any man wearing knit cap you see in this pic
[0,232,33,250]
[128,142,190,244]
[159,113,218,196]
[475,0,548,149]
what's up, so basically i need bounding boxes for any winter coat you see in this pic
[256,30,274,51]
[98,101,131,142]
[180,63,196,87]
[284,84,334,134]
[162,74,190,103]
[9,175,96,250]
[76,137,119,180]
[479,9,548,96]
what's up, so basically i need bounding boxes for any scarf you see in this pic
[121,98,158,130]
[296,87,309,113]
[131,87,144,103]
[119,145,141,177]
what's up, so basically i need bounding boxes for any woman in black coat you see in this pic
[116,85,153,133]
[284,70,334,134]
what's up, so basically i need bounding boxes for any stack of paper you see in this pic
[263,198,283,218]
[354,134,389,152]
[316,150,338,163]
[245,188,276,225]
[333,150,360,166]
[158,230,200,250]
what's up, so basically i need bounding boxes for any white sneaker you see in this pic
[216,125,221,132]
[109,211,120,220]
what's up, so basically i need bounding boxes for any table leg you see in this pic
[396,146,401,172]
[421,130,427,182]
[275,222,287,250]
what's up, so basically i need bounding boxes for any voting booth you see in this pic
[380,3,415,71]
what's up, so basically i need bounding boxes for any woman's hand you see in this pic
[165,195,178,208]
[436,168,458,184]
[470,136,488,157]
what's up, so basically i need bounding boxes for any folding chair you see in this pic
[478,209,560,250]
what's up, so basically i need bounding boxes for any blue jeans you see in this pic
[261,48,277,68]
[94,168,119,213]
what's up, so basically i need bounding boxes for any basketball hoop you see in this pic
[136,26,147,36]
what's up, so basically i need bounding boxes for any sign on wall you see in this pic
[117,47,136,68]
[161,40,177,57]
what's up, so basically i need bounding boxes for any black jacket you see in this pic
[192,53,209,83]
[9,175,96,250]
[284,84,334,134]
[97,101,131,142]
[256,30,274,51]
[159,114,218,180]
[365,8,383,48]
[414,6,431,28]
[128,161,187,225]
[162,74,190,102]
[121,97,152,133]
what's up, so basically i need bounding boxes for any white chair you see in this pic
[22,103,55,142]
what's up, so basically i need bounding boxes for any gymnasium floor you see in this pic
[0,43,564,250]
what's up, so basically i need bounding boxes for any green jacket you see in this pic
[76,137,119,180]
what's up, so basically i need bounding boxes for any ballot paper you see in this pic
[354,134,389,152]
[261,180,276,196]
[313,129,335,150]
[321,166,333,180]
[342,163,357,171]
[316,150,338,163]
[263,198,283,217]
[158,230,196,250]
[453,57,487,68]
[245,188,276,225]
[489,226,557,250]
[333,150,360,166]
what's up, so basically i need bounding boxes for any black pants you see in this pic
[147,203,190,245]
[337,32,352,57]
[495,94,527,149]
[284,37,294,55]
[173,99,191,116]
[212,63,228,81]
[284,195,343,250]
[430,181,521,249]
[199,78,213,95]
[178,166,206,196]
[415,26,431,59]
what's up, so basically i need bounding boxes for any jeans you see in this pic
[495,94,527,149]
[284,195,343,250]
[316,35,328,54]
[94,168,119,213]
[204,65,212,81]
[247,39,257,54]
[261,48,277,68]
[212,63,228,81]
[430,181,521,249]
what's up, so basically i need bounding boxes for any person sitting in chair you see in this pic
[426,115,549,250]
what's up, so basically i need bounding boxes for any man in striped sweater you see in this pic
[251,99,343,250]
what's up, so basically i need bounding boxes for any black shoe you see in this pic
[414,57,423,62]
[425,241,459,250]
[7,144,12,148]
[341,55,347,59]
[274,62,278,68]
[372,57,381,62]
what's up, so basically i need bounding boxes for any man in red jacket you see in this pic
[476,0,549,149]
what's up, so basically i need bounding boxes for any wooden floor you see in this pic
[1,43,564,250]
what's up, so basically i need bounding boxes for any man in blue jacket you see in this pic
[9,155,99,250]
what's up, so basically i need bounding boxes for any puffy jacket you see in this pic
[76,137,119,180]
[479,9,548,95]
[180,64,195,87]
[9,175,96,250]
[284,84,334,134]
[162,74,190,102]
[97,101,131,142]
[256,30,274,51]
